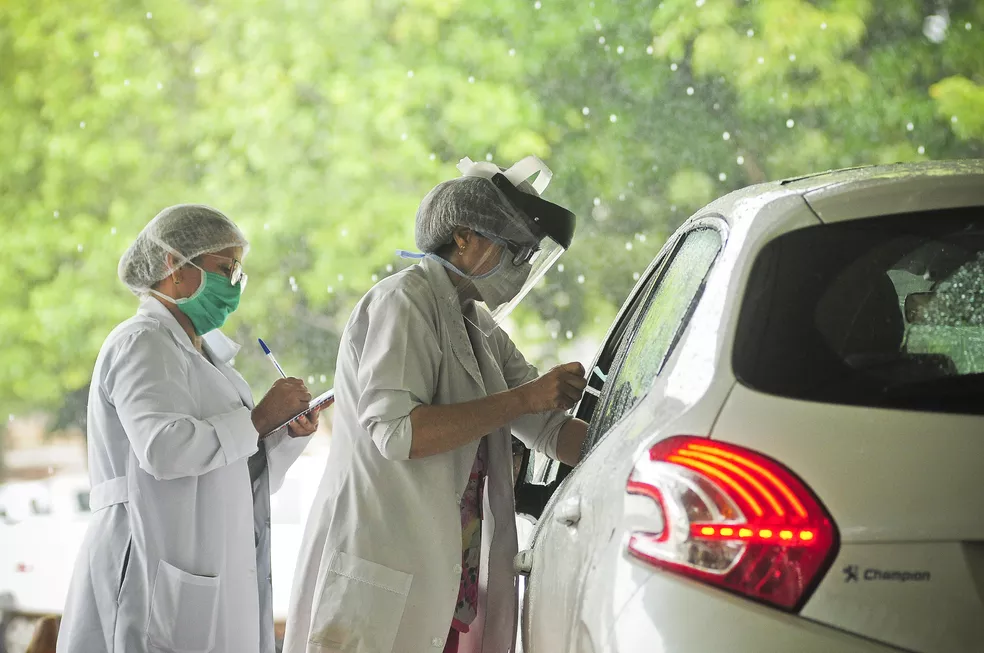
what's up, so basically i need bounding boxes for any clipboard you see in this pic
[263,388,335,436]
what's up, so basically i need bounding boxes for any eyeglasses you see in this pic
[476,232,541,266]
[200,253,248,290]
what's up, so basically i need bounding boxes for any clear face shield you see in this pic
[447,156,576,335]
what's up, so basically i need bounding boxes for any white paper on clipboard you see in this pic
[263,388,335,437]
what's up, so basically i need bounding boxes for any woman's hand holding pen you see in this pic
[251,377,311,437]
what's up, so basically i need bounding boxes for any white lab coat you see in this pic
[284,256,570,653]
[58,298,311,653]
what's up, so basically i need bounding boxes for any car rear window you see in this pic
[733,206,984,415]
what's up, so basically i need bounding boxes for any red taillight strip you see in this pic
[687,443,809,519]
[690,523,819,546]
[674,448,786,518]
[667,454,764,517]
[626,480,670,542]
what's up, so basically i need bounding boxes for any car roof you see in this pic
[692,159,984,230]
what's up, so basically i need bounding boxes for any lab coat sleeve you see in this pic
[497,329,572,461]
[264,427,311,495]
[356,289,441,461]
[105,327,260,480]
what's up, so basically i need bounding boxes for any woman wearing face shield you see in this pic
[284,157,589,653]
[58,205,322,653]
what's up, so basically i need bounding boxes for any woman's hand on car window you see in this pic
[520,362,587,413]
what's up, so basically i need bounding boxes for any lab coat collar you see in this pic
[419,257,487,392]
[137,298,242,365]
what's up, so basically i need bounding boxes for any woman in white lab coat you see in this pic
[58,205,323,653]
[285,157,589,653]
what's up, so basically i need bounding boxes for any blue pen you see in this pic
[258,339,288,379]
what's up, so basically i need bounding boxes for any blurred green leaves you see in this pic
[0,0,981,426]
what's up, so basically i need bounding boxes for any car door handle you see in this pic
[555,496,581,526]
[514,549,533,576]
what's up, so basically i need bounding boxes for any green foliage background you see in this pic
[1,0,982,439]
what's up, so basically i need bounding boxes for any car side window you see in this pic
[586,227,723,449]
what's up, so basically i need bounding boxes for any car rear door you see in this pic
[521,222,726,653]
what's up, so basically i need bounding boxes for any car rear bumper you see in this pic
[605,571,905,653]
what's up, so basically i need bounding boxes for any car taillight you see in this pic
[624,435,837,611]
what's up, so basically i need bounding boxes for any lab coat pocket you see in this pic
[308,551,413,653]
[147,559,221,653]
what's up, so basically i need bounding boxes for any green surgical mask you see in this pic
[153,264,242,335]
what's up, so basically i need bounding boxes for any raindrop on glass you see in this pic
[951,115,959,124]
[670,62,678,71]
[577,274,585,284]
[264,223,270,230]
[111,227,117,235]
[386,264,394,272]
[737,155,745,165]
[786,118,795,128]
[400,133,408,141]
[625,242,633,251]
[327,286,334,293]
[593,197,601,206]
[407,70,414,78]
[646,45,654,55]
[77,244,84,252]
[722,131,731,140]
[565,330,573,339]
[966,22,972,31]
[508,48,516,56]
[820,22,827,30]
[147,12,153,18]
[757,56,765,64]
[696,0,705,5]
[582,106,590,116]
[534,0,542,8]
[686,87,694,96]
[599,36,606,45]
[429,153,436,160]
[94,50,100,58]
[341,228,349,237]
[551,332,558,339]
[308,376,315,384]
[320,374,328,383]
[618,193,626,201]
[746,28,754,37]
[124,79,130,86]
[80,121,86,129]
[486,152,494,161]
[918,145,926,154]
[468,76,475,84]
[616,45,624,54]
[337,274,345,281]
[907,122,914,131]
[371,274,379,282]
[633,272,641,280]
[157,82,163,90]
[789,53,796,62]
[719,173,727,181]
[923,14,949,43]
[53,210,60,218]
[609,114,617,123]
[194,66,201,74]
[557,263,565,272]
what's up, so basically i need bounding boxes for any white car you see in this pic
[515,159,984,653]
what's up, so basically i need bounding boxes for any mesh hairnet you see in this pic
[414,175,539,253]
[118,204,250,296]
